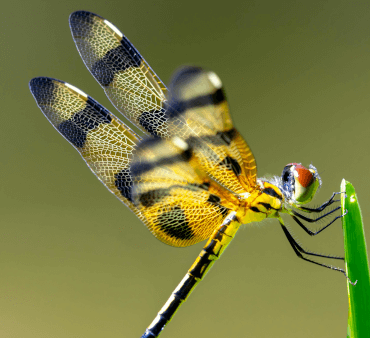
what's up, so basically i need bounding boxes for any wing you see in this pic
[29,77,141,215]
[131,137,239,247]
[69,11,169,138]
[29,76,232,247]
[166,66,257,194]
[31,12,257,248]
[129,66,258,247]
[69,11,257,194]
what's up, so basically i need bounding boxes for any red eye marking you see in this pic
[294,164,314,188]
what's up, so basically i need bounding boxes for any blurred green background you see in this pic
[1,0,369,337]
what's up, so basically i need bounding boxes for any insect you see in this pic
[30,10,349,338]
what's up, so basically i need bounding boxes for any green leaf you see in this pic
[341,179,370,337]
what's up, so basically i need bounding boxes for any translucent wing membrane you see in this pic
[31,11,258,248]
[69,10,257,194]
[69,11,169,137]
[29,77,141,214]
[166,67,257,194]
[128,66,258,246]
[131,137,238,247]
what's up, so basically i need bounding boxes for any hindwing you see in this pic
[166,67,257,194]
[131,137,238,247]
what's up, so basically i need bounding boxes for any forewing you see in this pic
[69,11,169,137]
[166,67,257,194]
[29,77,141,214]
[131,137,237,247]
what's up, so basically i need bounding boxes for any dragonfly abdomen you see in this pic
[141,212,241,338]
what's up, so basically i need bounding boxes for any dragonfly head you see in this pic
[280,163,322,206]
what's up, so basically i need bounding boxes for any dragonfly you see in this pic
[29,10,350,338]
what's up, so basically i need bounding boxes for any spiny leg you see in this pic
[280,222,343,260]
[297,192,344,213]
[290,192,346,236]
[291,207,346,236]
[279,220,356,285]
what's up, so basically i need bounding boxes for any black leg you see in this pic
[293,205,340,222]
[280,223,343,260]
[291,208,345,236]
[280,222,356,285]
[297,192,343,213]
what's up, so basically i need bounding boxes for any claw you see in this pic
[344,270,357,286]
[340,190,347,199]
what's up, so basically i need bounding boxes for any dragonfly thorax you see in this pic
[236,180,284,224]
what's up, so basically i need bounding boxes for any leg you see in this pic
[291,207,345,236]
[279,220,356,285]
[280,222,343,261]
[297,192,344,213]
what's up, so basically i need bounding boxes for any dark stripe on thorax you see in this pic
[259,202,279,211]
[263,187,283,200]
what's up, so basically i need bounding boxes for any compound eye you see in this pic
[292,164,320,204]
[281,164,295,198]
[281,163,320,204]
